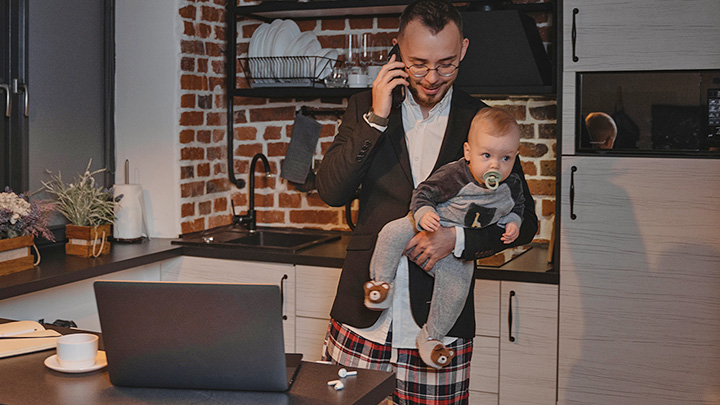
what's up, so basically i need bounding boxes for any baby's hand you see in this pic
[501,223,519,244]
[419,211,441,232]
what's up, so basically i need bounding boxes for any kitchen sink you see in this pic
[172,226,341,253]
[225,231,332,248]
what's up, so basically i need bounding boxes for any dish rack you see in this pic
[239,56,337,88]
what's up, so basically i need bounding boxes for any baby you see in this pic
[364,107,526,369]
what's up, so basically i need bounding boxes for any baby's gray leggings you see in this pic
[370,213,474,340]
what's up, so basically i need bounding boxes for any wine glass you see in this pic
[358,33,372,72]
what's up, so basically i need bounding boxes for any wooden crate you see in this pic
[0,235,34,276]
[65,224,111,257]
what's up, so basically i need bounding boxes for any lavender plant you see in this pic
[0,188,55,241]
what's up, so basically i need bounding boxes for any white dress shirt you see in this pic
[351,87,465,353]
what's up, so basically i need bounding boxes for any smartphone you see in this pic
[388,44,406,109]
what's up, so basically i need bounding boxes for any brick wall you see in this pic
[177,0,556,244]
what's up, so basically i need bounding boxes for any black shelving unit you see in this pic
[224,1,557,188]
[225,0,556,101]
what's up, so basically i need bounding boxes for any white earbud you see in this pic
[338,368,358,378]
[327,379,345,390]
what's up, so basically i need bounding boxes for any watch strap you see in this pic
[366,110,389,127]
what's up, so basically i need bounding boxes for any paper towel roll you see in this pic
[114,184,146,240]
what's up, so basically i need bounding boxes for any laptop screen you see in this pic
[94,281,301,392]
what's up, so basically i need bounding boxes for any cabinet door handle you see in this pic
[508,290,516,342]
[571,8,579,62]
[280,274,288,320]
[12,79,28,117]
[0,84,10,117]
[570,166,577,220]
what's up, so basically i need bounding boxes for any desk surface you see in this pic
[0,321,394,404]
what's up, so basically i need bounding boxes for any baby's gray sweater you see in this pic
[411,158,525,231]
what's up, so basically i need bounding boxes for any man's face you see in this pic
[397,20,469,110]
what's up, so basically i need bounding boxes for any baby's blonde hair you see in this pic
[470,107,521,141]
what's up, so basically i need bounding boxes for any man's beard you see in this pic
[407,81,450,109]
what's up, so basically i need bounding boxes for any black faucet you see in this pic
[233,153,270,232]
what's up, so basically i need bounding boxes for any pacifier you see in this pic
[482,170,502,190]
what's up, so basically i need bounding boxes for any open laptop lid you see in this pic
[94,281,302,392]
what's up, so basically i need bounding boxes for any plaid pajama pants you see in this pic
[322,319,473,405]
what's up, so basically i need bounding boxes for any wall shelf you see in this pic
[233,1,553,22]
[231,85,555,99]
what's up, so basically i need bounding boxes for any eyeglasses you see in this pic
[405,63,459,78]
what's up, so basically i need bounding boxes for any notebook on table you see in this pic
[93,281,302,392]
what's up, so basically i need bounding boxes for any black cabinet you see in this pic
[0,0,114,198]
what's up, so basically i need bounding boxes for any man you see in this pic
[316,0,538,402]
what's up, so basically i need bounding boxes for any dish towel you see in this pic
[280,112,322,184]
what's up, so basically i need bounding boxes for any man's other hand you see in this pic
[404,226,456,271]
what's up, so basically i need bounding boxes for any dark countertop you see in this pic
[0,239,183,301]
[0,319,394,404]
[1,229,557,301]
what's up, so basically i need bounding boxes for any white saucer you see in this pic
[45,351,107,373]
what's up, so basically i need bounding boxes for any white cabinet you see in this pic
[563,0,720,72]
[560,0,720,154]
[162,256,296,353]
[469,280,558,405]
[0,260,170,332]
[558,157,720,404]
[500,282,558,405]
[295,264,341,361]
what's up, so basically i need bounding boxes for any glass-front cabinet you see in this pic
[576,70,720,155]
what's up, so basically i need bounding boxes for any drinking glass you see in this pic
[358,33,372,71]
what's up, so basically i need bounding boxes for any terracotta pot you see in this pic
[65,224,111,258]
[0,235,35,276]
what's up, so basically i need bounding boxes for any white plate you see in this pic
[248,23,270,83]
[262,19,284,59]
[315,48,338,80]
[45,351,107,374]
[299,36,322,58]
[272,20,300,57]
[248,22,269,58]
[286,31,316,57]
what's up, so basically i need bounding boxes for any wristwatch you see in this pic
[366,109,389,127]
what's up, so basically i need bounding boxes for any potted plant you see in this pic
[0,188,54,275]
[42,160,120,258]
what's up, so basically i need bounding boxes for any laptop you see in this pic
[93,281,302,392]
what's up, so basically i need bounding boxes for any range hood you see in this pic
[456,9,553,95]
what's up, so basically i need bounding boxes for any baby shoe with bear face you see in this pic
[363,281,392,311]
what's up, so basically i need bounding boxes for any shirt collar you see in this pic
[402,86,454,123]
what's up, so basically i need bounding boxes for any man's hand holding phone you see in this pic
[370,53,408,120]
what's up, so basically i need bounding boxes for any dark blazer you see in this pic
[316,88,538,338]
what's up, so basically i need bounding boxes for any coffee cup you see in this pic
[56,333,98,369]
[366,65,382,86]
[348,73,369,88]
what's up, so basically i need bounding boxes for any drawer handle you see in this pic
[280,274,288,320]
[572,8,579,62]
[508,290,516,342]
